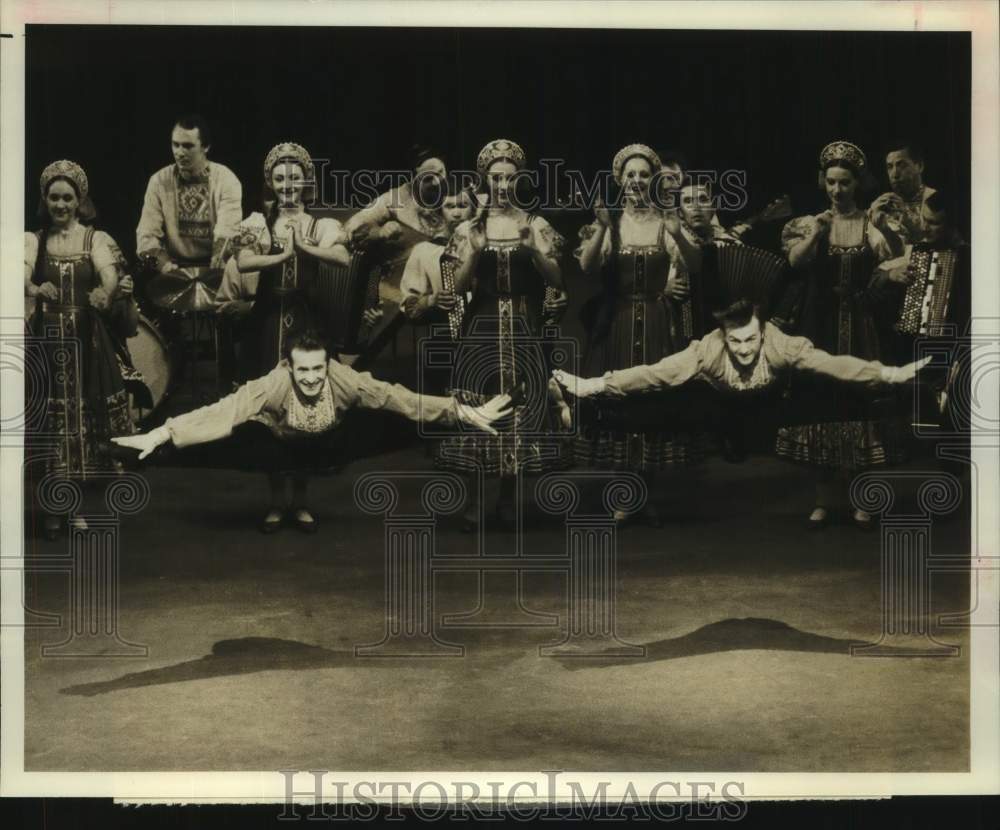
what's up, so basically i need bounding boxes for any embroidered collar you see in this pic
[285,378,337,434]
[176,162,210,184]
[722,349,774,391]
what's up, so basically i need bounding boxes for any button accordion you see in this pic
[895,248,958,337]
[439,253,466,340]
[316,252,380,352]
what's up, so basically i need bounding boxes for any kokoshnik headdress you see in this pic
[476,139,526,176]
[40,159,89,198]
[612,143,662,185]
[264,142,315,180]
[819,140,867,171]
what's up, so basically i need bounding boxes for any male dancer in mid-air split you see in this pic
[551,299,931,524]
[553,299,930,399]
[114,328,511,534]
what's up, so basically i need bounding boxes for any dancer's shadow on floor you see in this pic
[556,617,940,668]
[60,619,940,696]
[60,638,367,697]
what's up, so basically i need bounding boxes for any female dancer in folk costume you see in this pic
[24,160,135,539]
[229,142,350,374]
[574,144,702,526]
[435,139,570,529]
[775,140,906,529]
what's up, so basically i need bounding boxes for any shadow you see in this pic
[555,617,938,668]
[60,637,378,697]
[61,620,942,696]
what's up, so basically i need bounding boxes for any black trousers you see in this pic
[140,417,364,475]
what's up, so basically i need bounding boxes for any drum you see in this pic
[126,315,173,422]
[146,265,223,312]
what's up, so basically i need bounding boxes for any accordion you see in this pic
[709,243,786,306]
[688,243,787,336]
[439,254,466,340]
[315,252,379,352]
[895,248,958,336]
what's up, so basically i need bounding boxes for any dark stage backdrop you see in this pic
[25,25,970,263]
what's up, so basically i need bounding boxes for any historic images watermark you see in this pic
[293,162,752,214]
[276,769,748,820]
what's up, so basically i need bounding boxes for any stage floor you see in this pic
[21,448,971,772]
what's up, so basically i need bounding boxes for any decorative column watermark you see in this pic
[850,471,963,657]
[535,472,645,657]
[36,472,149,658]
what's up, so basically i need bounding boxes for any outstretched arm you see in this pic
[334,362,511,433]
[552,340,704,398]
[787,335,931,384]
[112,371,280,457]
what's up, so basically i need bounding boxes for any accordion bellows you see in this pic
[707,243,787,307]
[316,253,378,352]
[702,245,787,321]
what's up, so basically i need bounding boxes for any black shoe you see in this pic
[495,502,516,529]
[291,508,318,534]
[806,507,829,530]
[460,508,478,534]
[612,509,635,527]
[851,509,876,531]
[42,516,61,541]
[258,511,284,534]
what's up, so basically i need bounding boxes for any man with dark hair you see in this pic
[869,140,936,245]
[113,329,511,533]
[136,113,243,272]
[876,190,970,426]
[553,298,929,400]
[657,151,730,239]
[344,144,450,244]
[678,180,747,246]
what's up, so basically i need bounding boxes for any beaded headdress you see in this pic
[612,144,662,185]
[264,142,315,180]
[476,139,526,176]
[40,159,89,198]
[819,140,867,171]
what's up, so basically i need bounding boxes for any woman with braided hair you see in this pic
[775,140,906,529]
[434,139,570,530]
[574,143,702,526]
[24,160,135,539]
[229,142,351,376]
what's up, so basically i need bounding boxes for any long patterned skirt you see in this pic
[775,246,908,471]
[32,304,133,478]
[575,294,703,472]
[434,304,572,478]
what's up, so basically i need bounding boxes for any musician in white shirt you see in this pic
[398,175,477,321]
[136,113,242,272]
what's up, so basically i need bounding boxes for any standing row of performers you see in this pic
[24,113,966,538]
